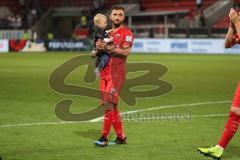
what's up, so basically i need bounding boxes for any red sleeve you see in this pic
[233,34,240,45]
[121,29,134,48]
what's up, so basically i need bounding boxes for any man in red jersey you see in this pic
[198,8,240,159]
[94,6,134,147]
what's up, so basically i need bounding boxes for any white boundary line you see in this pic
[0,121,88,128]
[89,100,231,122]
[0,100,231,128]
[124,114,229,122]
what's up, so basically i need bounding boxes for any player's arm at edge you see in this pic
[226,8,240,48]
[225,24,234,48]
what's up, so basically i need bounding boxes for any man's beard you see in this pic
[113,22,122,28]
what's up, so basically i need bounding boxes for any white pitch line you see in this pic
[0,121,90,128]
[193,114,229,118]
[0,100,231,128]
[89,100,231,122]
[125,114,229,122]
[123,100,231,114]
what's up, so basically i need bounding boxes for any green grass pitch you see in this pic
[0,52,240,160]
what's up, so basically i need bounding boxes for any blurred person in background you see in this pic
[80,12,87,28]
[199,10,206,27]
[196,0,203,11]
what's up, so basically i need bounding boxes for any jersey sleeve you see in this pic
[121,29,134,48]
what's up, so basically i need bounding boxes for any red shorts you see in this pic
[232,83,240,108]
[100,73,125,105]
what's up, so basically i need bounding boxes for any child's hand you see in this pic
[109,37,114,42]
[229,8,240,24]
[96,39,105,51]
[105,44,114,52]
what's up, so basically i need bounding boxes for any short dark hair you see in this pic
[111,6,125,12]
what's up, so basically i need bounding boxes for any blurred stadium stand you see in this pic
[140,0,216,12]
[0,0,237,40]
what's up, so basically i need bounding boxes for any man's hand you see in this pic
[229,8,240,24]
[96,39,114,53]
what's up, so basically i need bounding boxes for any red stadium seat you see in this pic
[0,0,20,14]
[41,0,93,10]
[74,28,89,39]
[141,0,217,12]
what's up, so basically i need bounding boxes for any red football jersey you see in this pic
[232,82,240,108]
[100,25,134,79]
[232,34,240,45]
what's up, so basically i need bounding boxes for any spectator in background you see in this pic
[199,11,206,27]
[16,14,22,29]
[0,18,4,29]
[178,10,199,28]
[187,11,195,28]
[0,0,40,30]
[149,28,154,38]
[8,15,17,29]
[0,16,9,29]
[21,0,40,29]
[47,32,54,41]
[32,0,41,18]
[73,12,88,31]
[178,16,190,28]
[19,0,26,11]
[30,7,37,24]
[23,30,29,40]
[93,0,105,14]
[93,0,105,10]
[81,12,87,28]
[27,13,33,28]
[196,0,203,10]
[87,10,95,35]
[6,14,23,29]
[93,0,100,11]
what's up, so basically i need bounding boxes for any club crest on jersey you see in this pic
[126,36,132,42]
[115,34,120,38]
